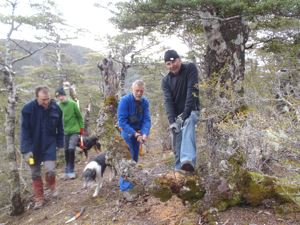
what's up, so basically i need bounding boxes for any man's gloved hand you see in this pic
[170,114,184,133]
[175,114,184,127]
[23,152,33,164]
[170,122,181,133]
[80,128,85,135]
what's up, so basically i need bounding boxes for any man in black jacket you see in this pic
[161,50,200,173]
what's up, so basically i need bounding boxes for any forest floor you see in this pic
[0,140,299,225]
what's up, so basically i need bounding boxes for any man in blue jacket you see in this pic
[20,86,64,209]
[161,50,200,173]
[117,80,151,162]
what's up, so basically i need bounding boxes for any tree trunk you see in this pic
[119,62,130,97]
[3,64,24,215]
[197,8,250,209]
[96,56,120,147]
[83,103,91,136]
[96,56,148,200]
[97,56,119,99]
[55,35,66,87]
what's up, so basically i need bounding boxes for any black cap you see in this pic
[55,87,66,97]
[164,49,179,62]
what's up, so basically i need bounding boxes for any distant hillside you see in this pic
[0,39,95,73]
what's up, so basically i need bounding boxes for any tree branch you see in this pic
[11,43,50,64]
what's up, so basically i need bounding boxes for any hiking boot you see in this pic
[68,172,76,179]
[45,172,58,198]
[181,161,195,173]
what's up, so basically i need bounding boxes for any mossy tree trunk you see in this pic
[96,56,137,177]
[198,8,250,208]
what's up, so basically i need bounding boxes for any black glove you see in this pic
[170,122,180,133]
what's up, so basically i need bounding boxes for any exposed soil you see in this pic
[0,142,299,225]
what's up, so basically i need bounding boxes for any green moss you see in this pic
[151,186,173,202]
[104,96,118,108]
[98,96,119,150]
[177,178,206,203]
[216,195,242,211]
[274,181,300,206]
[242,172,275,206]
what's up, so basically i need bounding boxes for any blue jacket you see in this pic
[20,99,64,162]
[117,93,151,138]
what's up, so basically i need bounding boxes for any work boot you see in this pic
[32,177,44,210]
[181,161,195,173]
[45,172,58,198]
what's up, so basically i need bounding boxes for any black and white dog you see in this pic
[82,152,116,197]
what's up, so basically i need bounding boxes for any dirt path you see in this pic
[1,143,299,225]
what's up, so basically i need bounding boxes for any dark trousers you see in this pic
[64,134,79,173]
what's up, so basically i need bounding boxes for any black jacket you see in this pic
[161,63,200,124]
[20,99,64,162]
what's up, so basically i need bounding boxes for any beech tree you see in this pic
[110,0,300,210]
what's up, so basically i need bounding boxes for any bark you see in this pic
[3,64,24,216]
[118,62,129,97]
[96,56,130,162]
[96,56,119,147]
[97,56,119,98]
[1,10,24,212]
[96,56,148,200]
[275,69,300,122]
[197,8,251,209]
[83,103,91,136]
[55,35,67,86]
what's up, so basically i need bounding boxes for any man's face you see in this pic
[132,85,144,101]
[165,58,181,74]
[56,95,67,103]
[37,91,50,109]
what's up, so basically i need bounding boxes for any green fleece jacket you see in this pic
[58,99,84,135]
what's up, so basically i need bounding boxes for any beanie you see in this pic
[55,87,66,97]
[164,49,180,62]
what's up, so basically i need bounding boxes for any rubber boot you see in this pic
[45,172,58,198]
[68,149,76,179]
[64,149,70,179]
[32,177,44,210]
